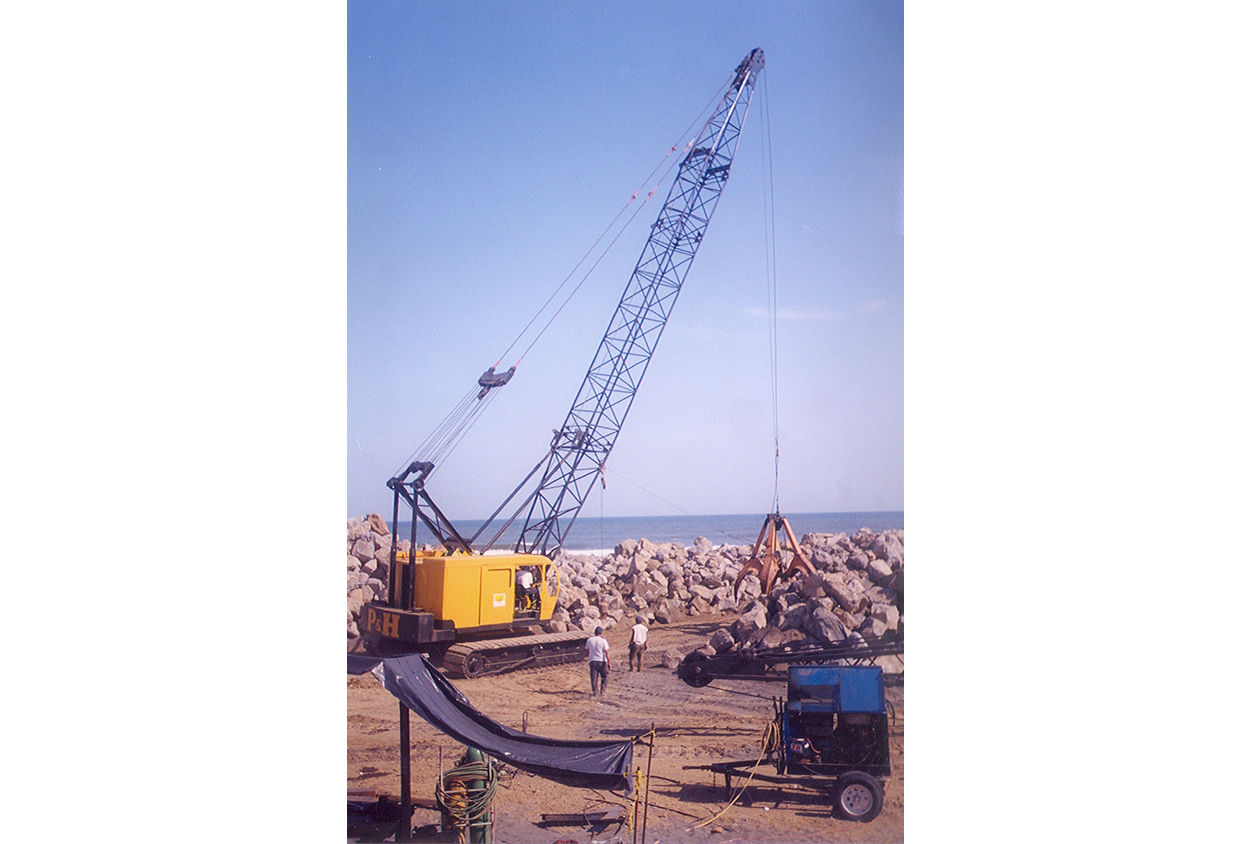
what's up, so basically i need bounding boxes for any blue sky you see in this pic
[348,0,904,521]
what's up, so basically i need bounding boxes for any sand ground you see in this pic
[348,614,904,843]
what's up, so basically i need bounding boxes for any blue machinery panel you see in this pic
[787,665,886,714]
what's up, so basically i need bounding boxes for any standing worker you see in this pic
[586,626,611,696]
[628,615,648,671]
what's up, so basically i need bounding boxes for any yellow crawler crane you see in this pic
[362,544,588,677]
[360,49,766,678]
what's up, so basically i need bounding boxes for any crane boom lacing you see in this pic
[513,49,766,555]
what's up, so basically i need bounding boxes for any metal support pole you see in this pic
[641,724,655,844]
[399,703,411,842]
[462,747,491,844]
[407,498,419,610]
[632,767,642,844]
[389,489,401,605]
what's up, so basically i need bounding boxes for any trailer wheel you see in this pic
[833,772,883,822]
[678,651,714,687]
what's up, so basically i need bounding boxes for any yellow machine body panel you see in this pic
[392,550,559,629]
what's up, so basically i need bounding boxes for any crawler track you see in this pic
[442,630,589,678]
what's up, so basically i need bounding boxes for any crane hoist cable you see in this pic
[494,78,728,370]
[759,73,782,514]
[393,385,503,479]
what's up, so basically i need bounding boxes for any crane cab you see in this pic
[394,550,558,628]
[362,550,560,651]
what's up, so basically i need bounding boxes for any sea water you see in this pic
[421,511,904,556]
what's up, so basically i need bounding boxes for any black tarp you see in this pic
[348,652,633,792]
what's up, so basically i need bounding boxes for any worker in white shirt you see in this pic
[586,627,611,695]
[515,566,540,611]
[628,615,649,671]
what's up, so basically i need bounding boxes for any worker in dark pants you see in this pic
[585,626,611,696]
[628,615,648,671]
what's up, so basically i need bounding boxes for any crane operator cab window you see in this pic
[515,565,541,614]
[544,564,558,597]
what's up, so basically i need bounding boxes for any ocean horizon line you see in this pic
[377,510,904,556]
[370,508,905,523]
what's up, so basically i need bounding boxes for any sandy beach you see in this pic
[348,613,903,843]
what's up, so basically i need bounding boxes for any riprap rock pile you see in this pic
[346,515,903,666]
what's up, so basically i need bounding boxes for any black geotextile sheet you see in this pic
[347,652,634,792]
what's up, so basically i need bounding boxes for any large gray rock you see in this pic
[350,537,375,564]
[690,583,716,603]
[808,595,836,615]
[870,602,900,631]
[347,519,371,542]
[807,607,848,644]
[734,573,762,602]
[859,615,889,639]
[867,558,896,588]
[778,628,811,646]
[820,573,865,614]
[809,547,835,570]
[658,560,683,580]
[709,628,736,653]
[871,533,904,569]
[875,654,905,675]
[798,572,829,601]
[834,606,862,631]
[732,602,768,639]
[745,625,785,649]
[627,555,649,577]
[775,602,809,632]
[633,580,664,603]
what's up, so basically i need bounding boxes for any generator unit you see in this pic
[776,664,891,821]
